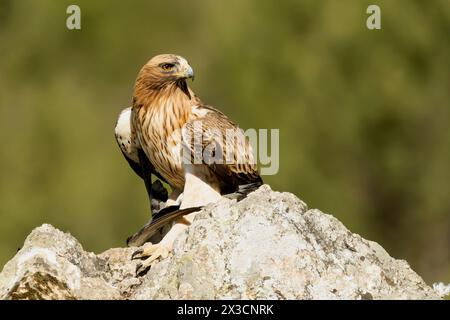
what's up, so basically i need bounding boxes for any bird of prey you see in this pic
[115,54,262,275]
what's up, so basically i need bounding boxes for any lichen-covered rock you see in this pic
[0,185,440,299]
[132,186,438,299]
[0,225,141,300]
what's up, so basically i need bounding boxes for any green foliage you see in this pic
[0,0,449,283]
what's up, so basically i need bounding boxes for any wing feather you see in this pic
[182,105,262,193]
[115,107,168,201]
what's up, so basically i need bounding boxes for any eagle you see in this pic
[115,54,262,275]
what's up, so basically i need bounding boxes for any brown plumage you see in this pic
[131,54,261,195]
[119,54,262,274]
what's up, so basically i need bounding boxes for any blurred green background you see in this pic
[0,0,449,284]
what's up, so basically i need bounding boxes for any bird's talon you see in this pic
[135,263,150,277]
[131,249,144,260]
[135,262,142,273]
[131,242,172,276]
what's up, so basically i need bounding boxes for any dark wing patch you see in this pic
[121,150,144,179]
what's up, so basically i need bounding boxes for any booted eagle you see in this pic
[115,54,262,274]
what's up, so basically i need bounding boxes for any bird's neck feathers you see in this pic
[133,78,196,114]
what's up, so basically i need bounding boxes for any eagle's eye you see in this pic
[161,63,175,71]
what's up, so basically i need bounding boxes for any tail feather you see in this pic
[126,182,262,247]
[127,206,202,247]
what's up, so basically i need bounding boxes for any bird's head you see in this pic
[135,54,195,99]
[146,54,194,81]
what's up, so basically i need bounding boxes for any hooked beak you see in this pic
[183,65,195,81]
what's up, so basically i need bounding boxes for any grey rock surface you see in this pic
[0,224,141,300]
[0,185,440,299]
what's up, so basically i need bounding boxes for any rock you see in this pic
[0,185,440,299]
[0,225,141,300]
[432,282,450,299]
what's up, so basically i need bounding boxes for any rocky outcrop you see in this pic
[0,186,441,299]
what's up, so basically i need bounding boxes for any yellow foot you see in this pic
[131,242,171,276]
